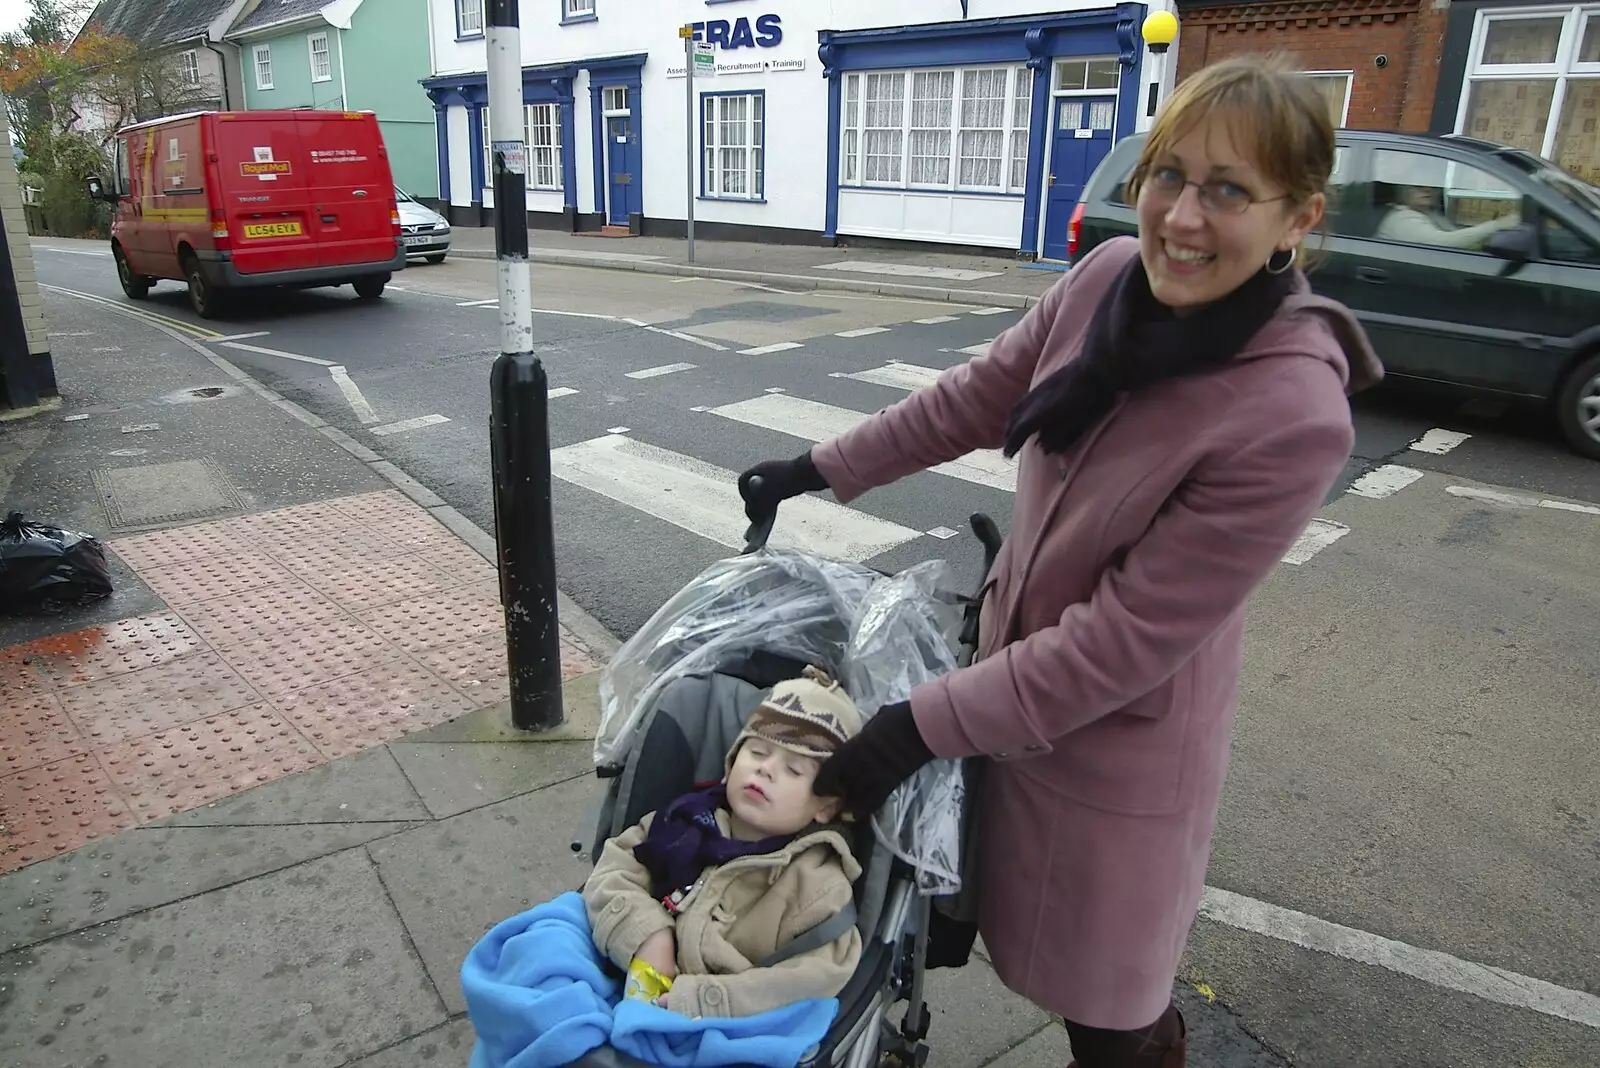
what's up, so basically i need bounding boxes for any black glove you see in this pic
[737,452,829,524]
[813,701,934,818]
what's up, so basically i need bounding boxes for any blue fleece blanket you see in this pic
[462,892,838,1068]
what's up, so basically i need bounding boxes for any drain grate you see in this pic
[92,459,246,531]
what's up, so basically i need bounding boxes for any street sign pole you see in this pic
[487,0,564,733]
[682,26,696,263]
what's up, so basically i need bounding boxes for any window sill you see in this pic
[456,33,484,42]
[560,13,598,26]
[839,184,1026,200]
[257,85,274,91]
[698,195,766,203]
[312,76,333,83]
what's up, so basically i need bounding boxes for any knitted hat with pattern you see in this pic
[725,665,864,773]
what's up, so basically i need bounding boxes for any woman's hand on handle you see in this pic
[737,451,830,524]
[813,700,935,819]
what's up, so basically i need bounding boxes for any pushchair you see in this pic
[567,494,1003,1068]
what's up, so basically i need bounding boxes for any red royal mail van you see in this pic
[86,110,406,318]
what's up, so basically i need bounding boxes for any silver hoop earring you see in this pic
[1265,247,1297,275]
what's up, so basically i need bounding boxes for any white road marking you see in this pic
[914,316,961,325]
[220,341,335,367]
[63,414,89,422]
[927,526,960,539]
[329,366,379,424]
[548,387,579,399]
[669,277,701,284]
[534,308,619,320]
[764,387,786,394]
[626,362,698,379]
[456,298,499,307]
[815,260,1003,282]
[739,342,805,356]
[385,285,408,292]
[211,332,271,342]
[645,326,729,351]
[1347,465,1425,499]
[1199,886,1600,1031]
[37,246,111,257]
[838,362,945,392]
[969,307,1013,316]
[622,317,648,327]
[1410,429,1471,454]
[1447,485,1600,516]
[606,426,631,434]
[548,434,920,562]
[1281,518,1351,565]
[709,393,1016,492]
[835,326,891,338]
[369,413,449,436]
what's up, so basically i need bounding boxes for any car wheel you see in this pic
[114,246,151,300]
[184,254,226,319]
[353,276,387,300]
[1556,352,1600,460]
[425,253,446,265]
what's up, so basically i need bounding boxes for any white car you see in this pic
[396,186,451,264]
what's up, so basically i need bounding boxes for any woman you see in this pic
[737,57,1383,1068]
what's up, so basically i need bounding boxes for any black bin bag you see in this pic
[0,512,114,613]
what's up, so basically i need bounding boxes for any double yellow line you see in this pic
[39,284,224,342]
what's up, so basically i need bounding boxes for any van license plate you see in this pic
[243,221,303,238]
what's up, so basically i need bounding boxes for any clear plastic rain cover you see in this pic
[596,548,969,894]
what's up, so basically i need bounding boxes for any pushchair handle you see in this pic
[741,475,778,554]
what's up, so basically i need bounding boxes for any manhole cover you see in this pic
[92,460,245,531]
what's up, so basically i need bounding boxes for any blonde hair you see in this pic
[1125,54,1335,226]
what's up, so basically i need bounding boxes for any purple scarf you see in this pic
[1002,255,1293,458]
[632,784,795,901]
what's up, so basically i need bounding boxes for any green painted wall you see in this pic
[235,0,437,197]
[342,0,437,198]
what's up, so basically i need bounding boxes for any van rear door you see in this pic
[298,112,398,269]
[211,114,319,276]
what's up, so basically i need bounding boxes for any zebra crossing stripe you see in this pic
[838,362,945,392]
[708,393,1016,493]
[548,435,920,562]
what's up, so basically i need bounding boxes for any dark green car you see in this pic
[1070,130,1600,460]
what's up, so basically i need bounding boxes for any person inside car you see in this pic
[1376,183,1521,249]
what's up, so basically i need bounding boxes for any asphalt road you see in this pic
[29,240,1600,1067]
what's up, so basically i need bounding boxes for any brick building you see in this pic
[1174,0,1449,131]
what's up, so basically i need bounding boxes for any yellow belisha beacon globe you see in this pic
[1141,10,1178,54]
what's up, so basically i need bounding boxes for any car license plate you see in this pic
[402,233,433,247]
[242,221,303,238]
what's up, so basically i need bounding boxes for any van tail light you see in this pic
[1067,202,1086,259]
[211,211,231,248]
[390,209,401,232]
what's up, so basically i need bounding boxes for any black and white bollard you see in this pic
[487,0,564,732]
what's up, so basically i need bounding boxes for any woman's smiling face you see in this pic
[1135,114,1324,312]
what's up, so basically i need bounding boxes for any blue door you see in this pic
[607,115,636,226]
[1042,96,1118,261]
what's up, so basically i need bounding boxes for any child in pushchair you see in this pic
[463,513,1001,1068]
[584,665,864,1019]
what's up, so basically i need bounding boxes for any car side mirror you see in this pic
[85,174,115,204]
[1485,222,1537,264]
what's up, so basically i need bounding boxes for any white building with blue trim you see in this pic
[422,0,1176,260]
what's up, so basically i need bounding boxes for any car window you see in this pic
[1540,212,1600,264]
[1371,149,1522,251]
[395,186,415,203]
[115,140,131,197]
[1323,146,1368,235]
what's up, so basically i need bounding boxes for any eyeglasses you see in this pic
[1135,165,1288,216]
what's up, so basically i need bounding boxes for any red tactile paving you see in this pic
[355,582,505,652]
[0,755,134,869]
[273,659,479,759]
[58,653,263,745]
[173,582,349,649]
[0,694,87,776]
[99,705,324,822]
[0,490,604,875]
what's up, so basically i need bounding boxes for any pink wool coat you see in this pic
[811,236,1382,1030]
